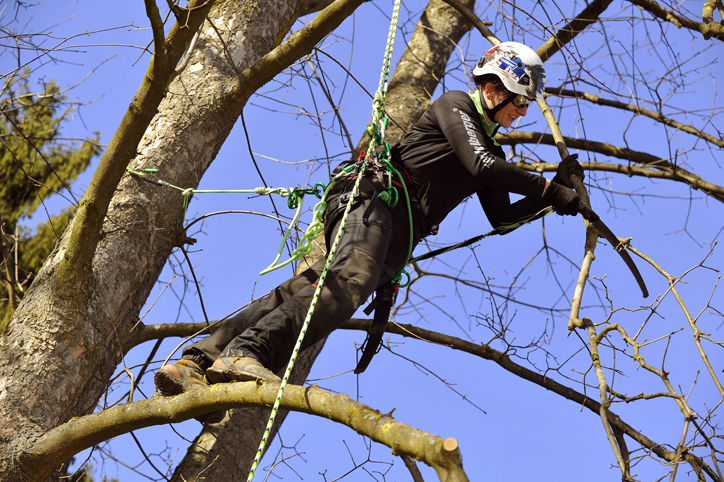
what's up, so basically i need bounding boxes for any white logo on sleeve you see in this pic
[457,109,495,168]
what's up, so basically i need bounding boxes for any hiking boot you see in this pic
[206,356,281,384]
[154,359,226,424]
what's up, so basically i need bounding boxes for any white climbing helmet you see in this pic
[472,41,546,99]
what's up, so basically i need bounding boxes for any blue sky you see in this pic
[3,0,723,481]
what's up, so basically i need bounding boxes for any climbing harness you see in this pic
[245,1,403,480]
[344,149,415,374]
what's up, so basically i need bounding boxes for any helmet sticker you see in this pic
[495,56,527,82]
[473,42,547,99]
[480,45,501,67]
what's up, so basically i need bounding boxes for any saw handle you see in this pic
[548,154,598,222]
[566,171,599,223]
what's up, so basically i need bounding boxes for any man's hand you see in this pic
[544,181,600,221]
[553,153,584,188]
[544,182,582,216]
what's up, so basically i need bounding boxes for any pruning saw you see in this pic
[565,173,649,298]
[584,210,649,298]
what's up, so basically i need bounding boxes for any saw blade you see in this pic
[592,219,649,298]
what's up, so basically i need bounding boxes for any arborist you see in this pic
[154,42,589,424]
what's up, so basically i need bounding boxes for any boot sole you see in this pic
[154,369,187,396]
[207,364,280,384]
[154,369,226,424]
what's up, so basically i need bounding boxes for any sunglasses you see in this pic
[511,94,533,109]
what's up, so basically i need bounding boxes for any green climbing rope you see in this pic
[245,1,403,480]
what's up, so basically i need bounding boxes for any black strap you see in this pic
[355,282,398,374]
[409,206,553,264]
[362,191,380,226]
[483,94,514,126]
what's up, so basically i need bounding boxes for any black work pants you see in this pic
[182,175,425,374]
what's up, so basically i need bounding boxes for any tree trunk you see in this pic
[170,1,475,479]
[355,0,475,153]
[170,234,328,482]
[0,1,365,480]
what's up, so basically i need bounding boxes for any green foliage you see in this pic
[0,71,101,224]
[0,70,102,331]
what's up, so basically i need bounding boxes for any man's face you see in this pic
[484,84,531,128]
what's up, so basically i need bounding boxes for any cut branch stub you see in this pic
[34,382,470,482]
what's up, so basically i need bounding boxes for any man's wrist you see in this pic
[542,178,551,198]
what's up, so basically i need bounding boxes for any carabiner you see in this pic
[313,182,326,199]
[393,269,411,288]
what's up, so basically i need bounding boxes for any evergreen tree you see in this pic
[0,71,101,332]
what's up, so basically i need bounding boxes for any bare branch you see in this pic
[234,0,367,102]
[34,382,469,482]
[143,0,168,71]
[626,242,724,398]
[627,0,724,41]
[498,132,724,203]
[546,87,724,148]
[439,0,498,45]
[339,319,722,482]
[536,0,615,62]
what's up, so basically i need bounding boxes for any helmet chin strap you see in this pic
[482,90,514,127]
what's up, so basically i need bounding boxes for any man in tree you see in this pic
[154,42,589,410]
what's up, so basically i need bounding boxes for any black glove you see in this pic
[544,181,582,216]
[552,154,584,189]
[544,181,601,221]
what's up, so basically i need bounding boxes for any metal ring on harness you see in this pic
[313,182,326,199]
[393,269,411,288]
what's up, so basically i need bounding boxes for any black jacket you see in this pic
[392,90,549,231]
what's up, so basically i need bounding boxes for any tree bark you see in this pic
[170,236,327,482]
[33,380,469,482]
[355,0,475,155]
[0,1,365,480]
[171,1,475,479]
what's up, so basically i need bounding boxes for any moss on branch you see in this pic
[34,382,468,482]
